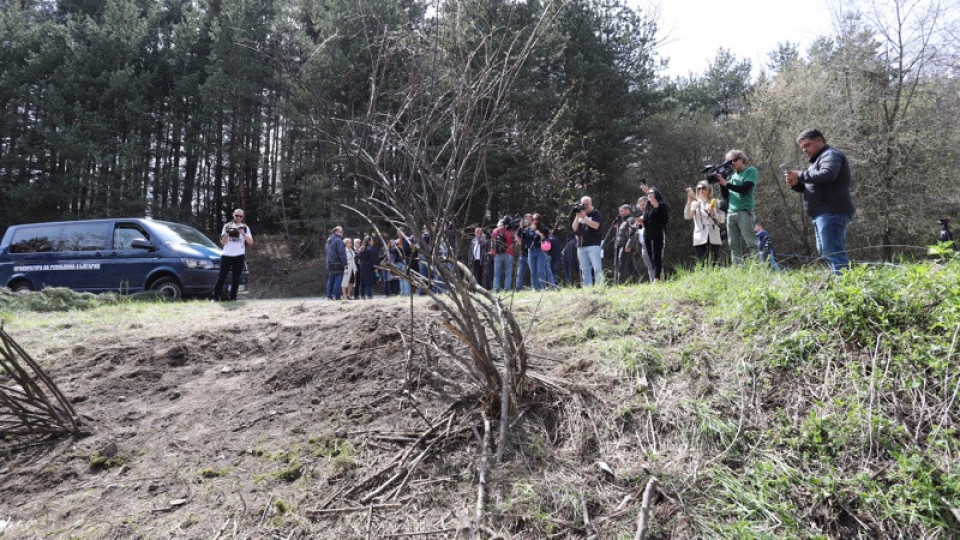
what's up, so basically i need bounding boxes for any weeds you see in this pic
[88,452,127,472]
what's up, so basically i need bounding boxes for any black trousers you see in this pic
[616,248,638,284]
[644,232,664,280]
[214,254,245,300]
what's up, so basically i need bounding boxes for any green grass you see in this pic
[523,260,960,537]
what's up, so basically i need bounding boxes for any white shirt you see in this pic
[221,222,252,257]
[471,237,483,261]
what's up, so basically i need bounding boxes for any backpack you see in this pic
[492,230,508,255]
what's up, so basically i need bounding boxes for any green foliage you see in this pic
[271,461,304,483]
[88,452,127,472]
[0,287,167,315]
[198,467,230,478]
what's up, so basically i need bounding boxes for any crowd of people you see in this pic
[314,128,856,300]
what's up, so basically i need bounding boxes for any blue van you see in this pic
[0,218,247,299]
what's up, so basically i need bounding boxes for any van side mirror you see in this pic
[130,239,155,250]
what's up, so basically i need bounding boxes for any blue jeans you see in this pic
[577,245,603,287]
[326,272,344,299]
[812,213,852,274]
[546,258,558,287]
[515,255,529,291]
[394,262,412,295]
[527,248,547,291]
[493,253,513,292]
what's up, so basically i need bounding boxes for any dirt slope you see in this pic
[1,297,656,539]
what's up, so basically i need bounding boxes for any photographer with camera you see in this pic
[784,129,855,274]
[614,204,639,283]
[712,150,758,263]
[684,181,725,264]
[490,218,515,293]
[571,197,604,287]
[213,208,254,301]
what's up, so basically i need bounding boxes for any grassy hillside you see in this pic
[1,259,959,538]
[518,260,960,538]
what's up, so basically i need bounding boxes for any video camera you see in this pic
[700,160,734,184]
[572,202,586,213]
[501,215,522,231]
[226,223,248,238]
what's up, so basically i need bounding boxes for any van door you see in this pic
[9,222,112,291]
[106,222,160,292]
[57,221,114,291]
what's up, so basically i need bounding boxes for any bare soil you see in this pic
[0,294,666,539]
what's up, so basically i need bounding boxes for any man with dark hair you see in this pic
[785,128,855,274]
[714,149,758,263]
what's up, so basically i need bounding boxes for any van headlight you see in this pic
[181,257,215,269]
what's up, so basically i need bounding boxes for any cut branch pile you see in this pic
[0,326,83,442]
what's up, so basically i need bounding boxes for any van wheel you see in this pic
[150,277,183,299]
[9,280,35,293]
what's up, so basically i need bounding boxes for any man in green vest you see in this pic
[714,149,758,263]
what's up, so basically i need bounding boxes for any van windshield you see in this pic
[152,221,219,249]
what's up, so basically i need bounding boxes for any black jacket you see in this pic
[793,145,855,218]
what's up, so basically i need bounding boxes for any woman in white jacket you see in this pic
[684,181,726,264]
[342,237,358,299]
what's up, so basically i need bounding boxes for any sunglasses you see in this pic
[234,214,244,218]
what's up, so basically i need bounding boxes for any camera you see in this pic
[939,218,953,243]
[226,223,247,238]
[700,160,734,184]
[572,202,585,213]
[501,215,522,231]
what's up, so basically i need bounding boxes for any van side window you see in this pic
[9,225,63,253]
[113,224,150,250]
[61,223,111,251]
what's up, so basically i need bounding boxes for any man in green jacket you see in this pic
[714,149,758,263]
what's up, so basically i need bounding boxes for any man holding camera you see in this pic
[714,149,758,263]
[785,128,855,274]
[490,218,515,293]
[572,197,604,287]
[213,208,253,301]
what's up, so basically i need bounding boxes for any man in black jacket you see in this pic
[785,128,855,274]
